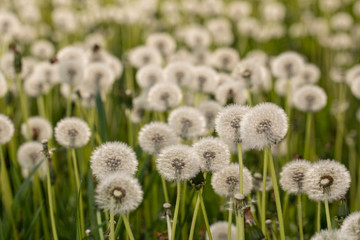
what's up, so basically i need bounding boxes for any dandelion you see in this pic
[346,65,360,85]
[128,45,162,68]
[156,144,200,182]
[146,33,176,57]
[350,77,360,99]
[211,163,253,197]
[32,62,59,85]
[215,81,248,106]
[164,61,194,87]
[310,229,351,240]
[168,106,206,139]
[193,137,230,172]
[190,66,218,93]
[138,122,178,155]
[211,47,239,72]
[23,73,51,97]
[198,100,223,131]
[57,46,87,65]
[206,221,237,240]
[147,82,182,112]
[280,159,311,194]
[84,62,115,92]
[231,59,262,89]
[135,64,164,89]
[293,85,327,112]
[296,63,321,85]
[17,141,46,179]
[58,59,84,86]
[215,104,251,143]
[183,25,211,50]
[240,102,288,150]
[31,40,55,60]
[0,114,14,145]
[0,72,8,97]
[252,173,272,192]
[90,142,138,180]
[341,211,360,240]
[21,116,52,141]
[54,117,91,148]
[271,51,305,79]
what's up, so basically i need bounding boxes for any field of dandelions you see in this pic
[1,0,360,239]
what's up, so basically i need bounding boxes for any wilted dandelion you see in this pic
[147,82,182,112]
[54,117,91,148]
[21,116,52,141]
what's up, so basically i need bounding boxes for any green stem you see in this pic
[181,182,187,240]
[189,192,201,240]
[316,202,321,232]
[304,113,312,161]
[227,199,233,240]
[171,181,181,240]
[122,215,135,240]
[96,211,105,240]
[16,74,31,137]
[37,95,47,118]
[261,148,269,234]
[161,176,169,203]
[246,88,253,106]
[324,200,332,229]
[71,148,84,237]
[237,143,244,240]
[268,148,285,240]
[66,85,74,117]
[297,194,304,240]
[166,211,172,240]
[110,199,115,240]
[199,192,212,240]
[46,153,58,240]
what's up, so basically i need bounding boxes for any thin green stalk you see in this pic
[316,202,321,232]
[96,211,105,240]
[45,153,58,240]
[304,113,312,161]
[246,88,253,106]
[110,199,115,240]
[335,83,346,162]
[171,181,181,240]
[297,194,304,240]
[227,199,233,240]
[237,143,244,240]
[66,85,74,117]
[199,193,212,240]
[166,211,172,240]
[268,148,285,240]
[181,182,187,240]
[16,74,31,137]
[122,215,135,240]
[37,95,47,118]
[189,192,201,240]
[161,176,169,203]
[324,200,332,229]
[261,148,269,234]
[349,144,356,211]
[71,148,84,237]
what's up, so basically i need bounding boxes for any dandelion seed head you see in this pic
[240,102,288,150]
[168,106,206,139]
[310,229,351,240]
[95,173,143,215]
[58,59,85,86]
[57,46,87,65]
[295,63,321,85]
[280,159,312,195]
[147,82,182,112]
[193,137,230,172]
[350,77,360,99]
[136,64,164,89]
[33,62,60,85]
[54,117,91,148]
[232,59,262,89]
[146,33,176,57]
[293,85,327,112]
[183,26,211,50]
[211,163,253,197]
[341,211,360,240]
[271,51,305,79]
[303,159,351,202]
[207,221,237,240]
[211,47,239,71]
[85,62,115,91]
[24,73,51,97]
[215,81,248,106]
[31,40,55,60]
[198,100,223,131]
[164,61,194,87]
[0,71,8,97]
[17,141,47,179]
[215,104,251,143]
[252,173,272,192]
[90,142,138,180]
[190,66,219,93]
[138,122,178,155]
[128,46,162,69]
[156,144,200,182]
[0,114,14,145]
[21,116,52,142]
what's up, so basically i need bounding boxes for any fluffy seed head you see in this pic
[296,63,321,85]
[17,141,46,179]
[271,51,305,79]
[54,117,91,148]
[310,229,351,240]
[147,82,182,112]
[138,122,178,155]
[346,65,360,85]
[215,81,248,106]
[31,40,55,60]
[136,64,164,89]
[24,73,51,97]
[215,104,251,143]
[303,159,351,202]
[190,66,219,93]
[240,102,288,150]
[84,62,115,92]
[146,33,176,57]
[156,144,200,182]
[350,77,360,99]
[129,46,162,69]
[293,85,327,112]
[211,163,253,197]
[164,61,194,87]
[280,159,312,195]
[0,71,8,97]
[193,137,230,172]
[211,47,239,72]
[252,173,273,192]
[95,173,143,215]
[0,114,14,145]
[341,211,360,240]
[207,221,237,240]
[90,142,138,180]
[198,100,223,131]
[58,59,84,86]
[21,116,52,142]
[232,59,262,89]
[168,106,206,139]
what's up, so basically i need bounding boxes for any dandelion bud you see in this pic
[336,197,349,226]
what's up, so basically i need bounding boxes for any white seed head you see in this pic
[136,64,164,89]
[215,104,251,143]
[91,142,138,180]
[346,65,360,85]
[147,82,182,112]
[17,141,47,179]
[168,106,206,139]
[0,114,14,145]
[240,102,288,150]
[215,81,248,106]
[293,85,327,112]
[341,211,360,240]
[146,33,176,57]
[31,40,55,59]
[303,159,351,202]
[183,26,211,50]
[350,77,360,99]
[57,46,87,65]
[211,47,239,72]
[21,116,53,142]
[156,144,200,182]
[231,59,262,89]
[190,66,219,93]
[280,159,312,195]
[295,63,321,85]
[271,51,305,79]
[193,137,230,172]
[211,163,253,197]
[84,62,115,92]
[310,229,351,240]
[54,117,91,148]
[164,61,194,87]
[138,122,178,155]
[32,62,60,85]
[198,100,223,131]
[129,46,162,69]
[252,173,272,192]
[0,71,8,97]
[95,173,143,215]
[24,73,51,97]
[207,221,237,240]
[58,59,85,86]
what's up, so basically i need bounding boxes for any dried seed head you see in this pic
[54,117,91,148]
[215,81,248,106]
[164,61,194,87]
[136,64,164,89]
[341,211,360,240]
[271,51,305,79]
[17,141,47,179]
[206,221,237,240]
[147,82,182,112]
[129,46,162,69]
[232,59,262,89]
[310,229,351,240]
[0,114,15,145]
[280,159,312,195]
[198,100,223,131]
[293,85,327,112]
[21,116,52,142]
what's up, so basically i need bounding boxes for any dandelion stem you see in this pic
[66,85,74,117]
[171,181,181,240]
[37,95,47,118]
[227,198,233,240]
[261,148,269,234]
[161,176,169,203]
[122,214,135,240]
[268,148,285,240]
[316,202,321,232]
[324,199,332,229]
[237,143,245,240]
[199,192,212,240]
[166,210,172,240]
[297,194,304,240]
[189,192,201,240]
[304,112,312,161]
[96,211,105,240]
[246,88,253,106]
[110,199,115,240]
[71,148,84,237]
[16,74,31,138]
